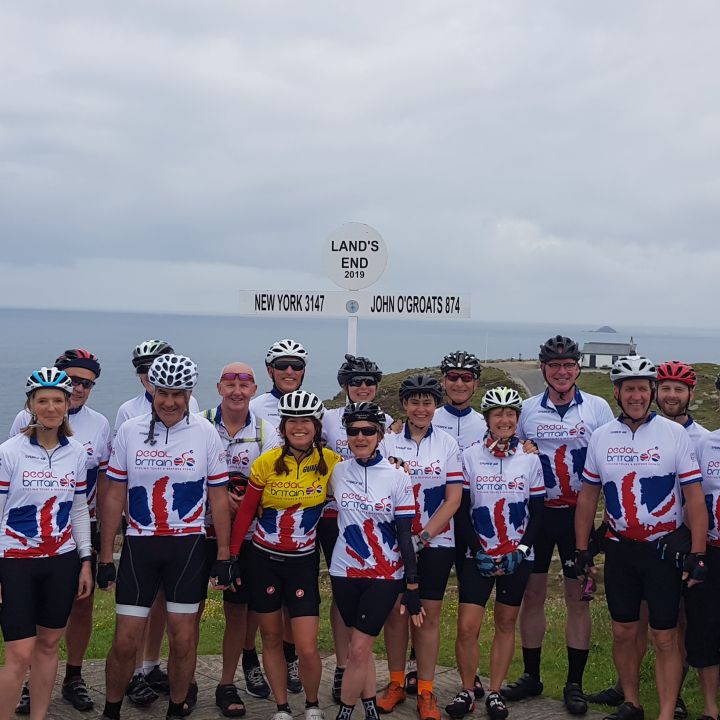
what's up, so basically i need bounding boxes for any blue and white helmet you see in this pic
[148,354,198,390]
[26,367,73,396]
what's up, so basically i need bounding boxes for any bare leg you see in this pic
[650,627,682,720]
[0,639,34,720]
[382,601,409,675]
[291,616,322,703]
[455,604,485,689]
[413,599,442,683]
[220,603,249,685]
[259,611,287,704]
[697,666,719,719]
[611,621,642,709]
[340,630,376,706]
[106,615,149,702]
[518,574,547,650]
[165,611,199,705]
[65,594,94,668]
[489,604,520,692]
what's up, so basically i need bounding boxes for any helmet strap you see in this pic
[616,383,655,425]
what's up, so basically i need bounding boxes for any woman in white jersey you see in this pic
[0,368,93,720]
[329,402,423,720]
[448,388,544,720]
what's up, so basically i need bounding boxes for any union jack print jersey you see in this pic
[582,413,702,542]
[696,431,720,546]
[0,433,87,557]
[432,404,487,451]
[328,454,415,579]
[107,412,228,536]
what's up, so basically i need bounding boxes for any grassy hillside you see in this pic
[325,365,526,419]
[577,363,720,430]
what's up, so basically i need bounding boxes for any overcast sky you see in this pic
[2,2,719,326]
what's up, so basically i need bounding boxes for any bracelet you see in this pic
[79,555,93,564]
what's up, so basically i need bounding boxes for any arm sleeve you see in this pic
[454,490,481,554]
[70,473,92,558]
[230,483,263,555]
[396,516,418,580]
[518,496,544,550]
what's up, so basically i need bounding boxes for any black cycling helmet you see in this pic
[342,402,386,428]
[336,354,383,386]
[398,374,443,404]
[440,350,482,378]
[538,335,582,362]
[54,348,101,378]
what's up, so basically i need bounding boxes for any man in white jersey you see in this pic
[9,349,110,715]
[113,340,200,705]
[504,336,613,715]
[575,355,707,720]
[199,362,280,715]
[250,339,308,425]
[98,354,234,720]
[588,360,710,717]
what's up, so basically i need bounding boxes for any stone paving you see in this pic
[40,655,603,720]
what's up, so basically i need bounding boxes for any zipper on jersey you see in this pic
[41,446,61,469]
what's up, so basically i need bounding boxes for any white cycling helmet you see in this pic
[610,355,656,384]
[132,339,175,368]
[148,354,198,390]
[26,367,73,397]
[480,386,523,414]
[278,390,324,420]
[265,339,307,365]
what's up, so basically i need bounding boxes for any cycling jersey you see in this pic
[518,388,614,508]
[247,446,342,554]
[113,391,200,437]
[381,424,462,548]
[432,404,487,451]
[328,454,415,580]
[582,413,702,542]
[107,412,228,536]
[684,416,710,453]
[249,388,283,425]
[696,431,720,547]
[0,433,90,558]
[10,405,110,520]
[461,443,545,557]
[200,405,280,538]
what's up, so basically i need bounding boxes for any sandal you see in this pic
[215,684,246,718]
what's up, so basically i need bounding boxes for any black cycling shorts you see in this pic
[418,547,455,601]
[684,545,720,668]
[532,506,578,578]
[115,534,207,616]
[603,539,682,630]
[202,538,251,606]
[458,557,533,608]
[331,576,404,636]
[0,551,80,641]
[317,516,339,568]
[248,544,320,618]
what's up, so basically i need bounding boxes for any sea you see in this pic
[1,307,718,437]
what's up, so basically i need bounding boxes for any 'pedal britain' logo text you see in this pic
[536,423,586,439]
[606,446,660,464]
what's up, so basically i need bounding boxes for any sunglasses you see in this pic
[346,426,379,437]
[272,360,305,371]
[220,372,255,382]
[69,376,96,389]
[445,371,475,383]
[546,361,578,371]
[348,377,377,387]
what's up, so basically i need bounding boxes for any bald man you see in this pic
[195,363,281,714]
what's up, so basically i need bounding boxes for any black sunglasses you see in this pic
[348,377,377,387]
[346,426,379,437]
[69,376,96,389]
[272,360,305,371]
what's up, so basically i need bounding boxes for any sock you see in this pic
[134,666,144,677]
[337,702,354,720]
[333,667,346,693]
[143,660,160,674]
[283,641,297,663]
[522,647,541,681]
[242,647,259,672]
[409,646,416,661]
[389,671,405,686]
[277,703,291,713]
[417,680,433,695]
[306,701,319,708]
[64,663,82,682]
[362,697,379,719]
[168,700,186,717]
[566,647,589,686]
[103,700,123,720]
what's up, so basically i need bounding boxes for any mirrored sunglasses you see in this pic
[445,371,475,383]
[220,372,255,382]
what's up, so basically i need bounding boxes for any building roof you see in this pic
[582,341,635,355]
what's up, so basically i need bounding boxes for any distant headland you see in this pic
[588,325,617,333]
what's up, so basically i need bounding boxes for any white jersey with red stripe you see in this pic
[683,416,711,453]
[113,391,200,437]
[321,406,393,518]
[380,423,463,548]
[432,404,487,451]
[0,433,87,557]
[329,454,415,580]
[107,412,228,537]
[582,413,702,543]
[249,389,283,425]
[200,405,280,538]
[518,388,614,508]
[461,442,545,558]
[697,431,720,547]
[10,405,110,521]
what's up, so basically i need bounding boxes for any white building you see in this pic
[581,339,637,369]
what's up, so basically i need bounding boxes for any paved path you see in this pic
[41,656,602,720]
[485,362,545,396]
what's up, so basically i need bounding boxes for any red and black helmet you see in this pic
[656,361,696,389]
[54,348,101,378]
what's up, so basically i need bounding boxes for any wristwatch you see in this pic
[419,530,431,542]
[517,544,530,557]
[79,555,93,564]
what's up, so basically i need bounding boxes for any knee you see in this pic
[260,627,283,650]
[34,633,61,657]
[494,615,518,636]
[346,641,370,667]
[457,619,481,642]
[649,628,678,654]
[5,645,33,674]
[565,593,591,618]
[294,638,319,662]
[612,624,637,645]
[168,630,195,658]
[522,581,546,607]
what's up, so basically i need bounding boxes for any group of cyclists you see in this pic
[0,333,718,720]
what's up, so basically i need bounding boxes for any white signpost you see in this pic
[238,222,471,355]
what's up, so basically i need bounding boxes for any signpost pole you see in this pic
[347,316,358,356]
